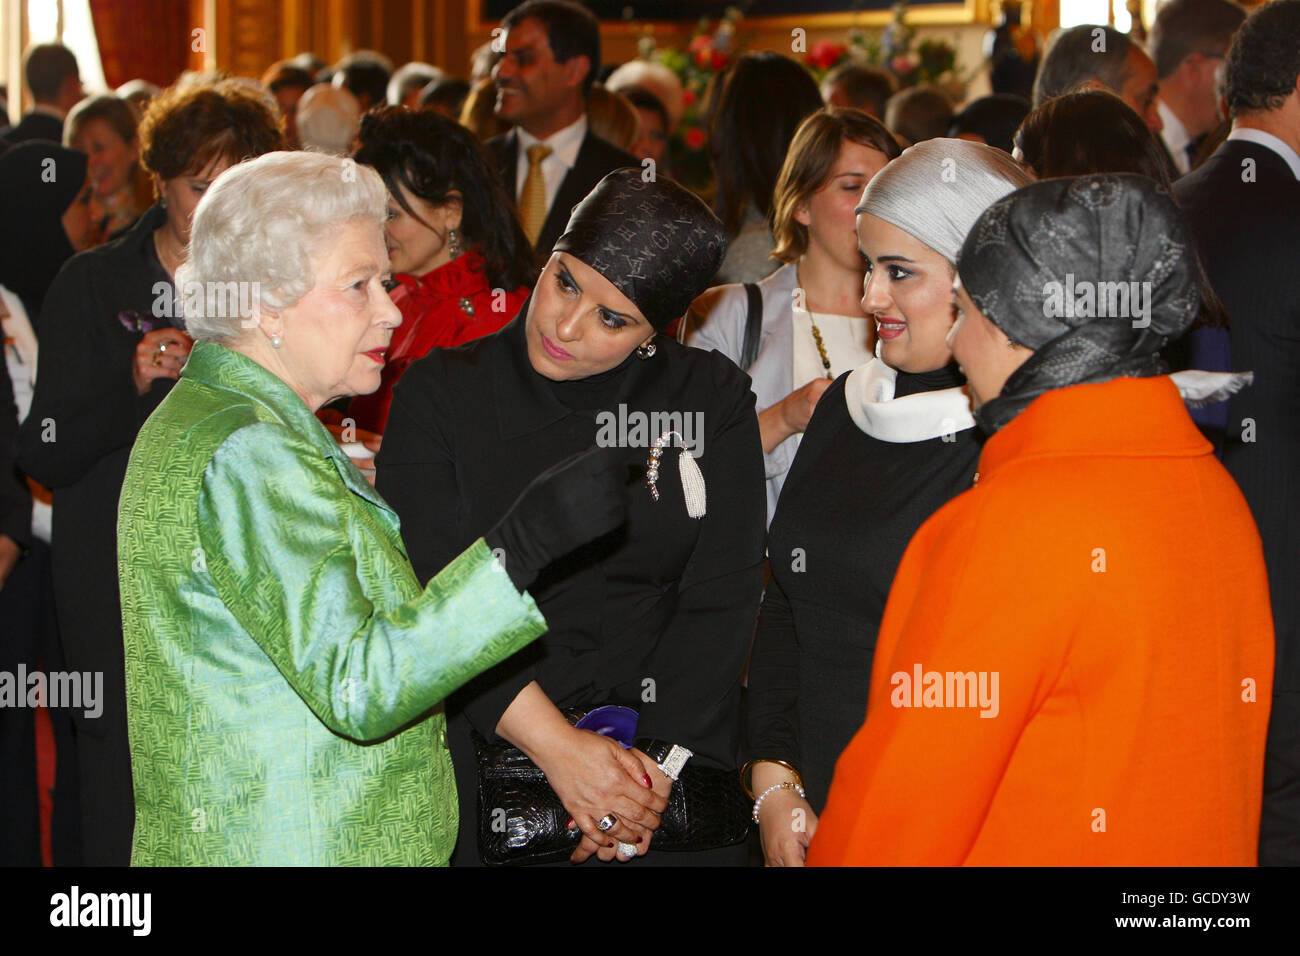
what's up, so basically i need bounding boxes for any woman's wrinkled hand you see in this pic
[533,727,667,864]
[757,786,817,866]
[133,328,194,395]
[324,423,382,485]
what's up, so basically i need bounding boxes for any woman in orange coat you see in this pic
[809,174,1273,866]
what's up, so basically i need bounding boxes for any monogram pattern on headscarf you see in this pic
[1066,175,1124,210]
[969,199,1014,253]
[957,173,1202,434]
[552,168,728,332]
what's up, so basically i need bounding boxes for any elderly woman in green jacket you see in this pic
[117,150,645,866]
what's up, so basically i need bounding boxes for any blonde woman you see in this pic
[682,107,900,526]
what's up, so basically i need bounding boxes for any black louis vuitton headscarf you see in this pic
[552,167,728,332]
[958,173,1201,434]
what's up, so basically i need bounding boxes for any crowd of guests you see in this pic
[0,0,1296,867]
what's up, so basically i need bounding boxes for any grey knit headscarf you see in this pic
[855,138,1033,264]
[958,174,1201,433]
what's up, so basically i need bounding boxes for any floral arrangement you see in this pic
[636,2,967,193]
[804,3,966,102]
[639,6,745,193]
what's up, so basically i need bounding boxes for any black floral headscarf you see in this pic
[958,173,1200,433]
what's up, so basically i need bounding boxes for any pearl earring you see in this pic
[270,333,282,349]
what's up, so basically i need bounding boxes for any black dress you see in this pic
[377,311,766,865]
[14,203,179,865]
[743,364,981,813]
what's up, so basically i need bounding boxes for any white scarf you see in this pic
[843,357,976,443]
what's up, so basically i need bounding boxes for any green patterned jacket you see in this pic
[118,341,546,865]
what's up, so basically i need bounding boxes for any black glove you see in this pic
[484,445,631,592]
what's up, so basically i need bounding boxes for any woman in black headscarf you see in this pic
[811,174,1271,865]
[0,140,92,866]
[378,168,766,866]
[0,141,95,323]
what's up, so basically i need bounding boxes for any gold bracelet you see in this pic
[740,759,805,801]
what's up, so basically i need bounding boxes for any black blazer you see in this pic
[485,126,637,262]
[744,369,981,813]
[1,357,30,549]
[1177,138,1300,864]
[377,311,765,862]
[0,111,63,150]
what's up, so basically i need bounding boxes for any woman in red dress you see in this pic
[348,107,537,434]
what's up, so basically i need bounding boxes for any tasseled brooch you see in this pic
[646,430,706,518]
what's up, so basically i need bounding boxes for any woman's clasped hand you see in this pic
[133,327,193,394]
[543,728,670,864]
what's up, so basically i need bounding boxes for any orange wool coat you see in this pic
[807,375,1274,866]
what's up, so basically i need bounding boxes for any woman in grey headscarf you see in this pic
[810,174,1272,865]
[743,139,1030,866]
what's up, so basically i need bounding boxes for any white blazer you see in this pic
[679,262,798,527]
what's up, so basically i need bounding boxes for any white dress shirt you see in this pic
[514,113,588,217]
[1227,126,1300,180]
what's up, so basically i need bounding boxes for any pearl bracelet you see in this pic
[752,781,806,824]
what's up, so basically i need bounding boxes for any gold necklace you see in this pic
[796,264,833,379]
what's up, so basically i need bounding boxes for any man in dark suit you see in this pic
[0,44,82,151]
[1149,0,1245,176]
[1175,0,1300,866]
[485,0,635,262]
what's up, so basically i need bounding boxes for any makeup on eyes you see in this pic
[556,266,634,331]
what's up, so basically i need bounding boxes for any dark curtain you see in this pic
[88,0,192,91]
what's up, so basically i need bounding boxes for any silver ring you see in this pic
[597,813,617,832]
[158,343,168,353]
[616,841,637,858]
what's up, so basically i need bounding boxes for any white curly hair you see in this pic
[176,149,387,343]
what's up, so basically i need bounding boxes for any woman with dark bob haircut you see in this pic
[708,51,824,284]
[15,79,283,866]
[347,106,536,434]
[1013,88,1177,185]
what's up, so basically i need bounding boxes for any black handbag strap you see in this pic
[740,282,763,372]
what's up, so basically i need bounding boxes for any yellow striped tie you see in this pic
[520,143,553,245]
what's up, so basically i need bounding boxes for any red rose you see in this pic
[709,49,729,70]
[684,127,706,150]
[808,40,845,71]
